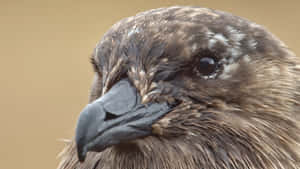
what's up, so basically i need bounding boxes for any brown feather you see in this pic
[58,6,300,169]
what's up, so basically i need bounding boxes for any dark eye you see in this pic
[196,57,218,77]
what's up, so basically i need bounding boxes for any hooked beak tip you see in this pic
[76,142,87,162]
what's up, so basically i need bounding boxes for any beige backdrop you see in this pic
[0,0,299,169]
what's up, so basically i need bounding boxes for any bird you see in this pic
[57,6,300,169]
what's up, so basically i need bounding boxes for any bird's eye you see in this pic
[195,57,218,77]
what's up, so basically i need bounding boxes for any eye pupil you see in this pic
[197,57,217,76]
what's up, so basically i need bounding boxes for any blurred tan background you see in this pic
[0,0,299,168]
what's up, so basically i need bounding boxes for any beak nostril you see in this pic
[104,112,119,121]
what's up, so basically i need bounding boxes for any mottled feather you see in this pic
[58,6,300,169]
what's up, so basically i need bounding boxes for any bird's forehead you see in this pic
[94,6,276,66]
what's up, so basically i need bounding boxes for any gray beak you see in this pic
[75,79,171,162]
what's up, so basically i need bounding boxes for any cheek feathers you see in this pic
[128,67,161,104]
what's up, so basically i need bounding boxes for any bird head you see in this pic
[63,6,300,169]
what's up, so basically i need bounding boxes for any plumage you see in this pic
[58,6,300,169]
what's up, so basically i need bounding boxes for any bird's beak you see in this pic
[75,79,172,162]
